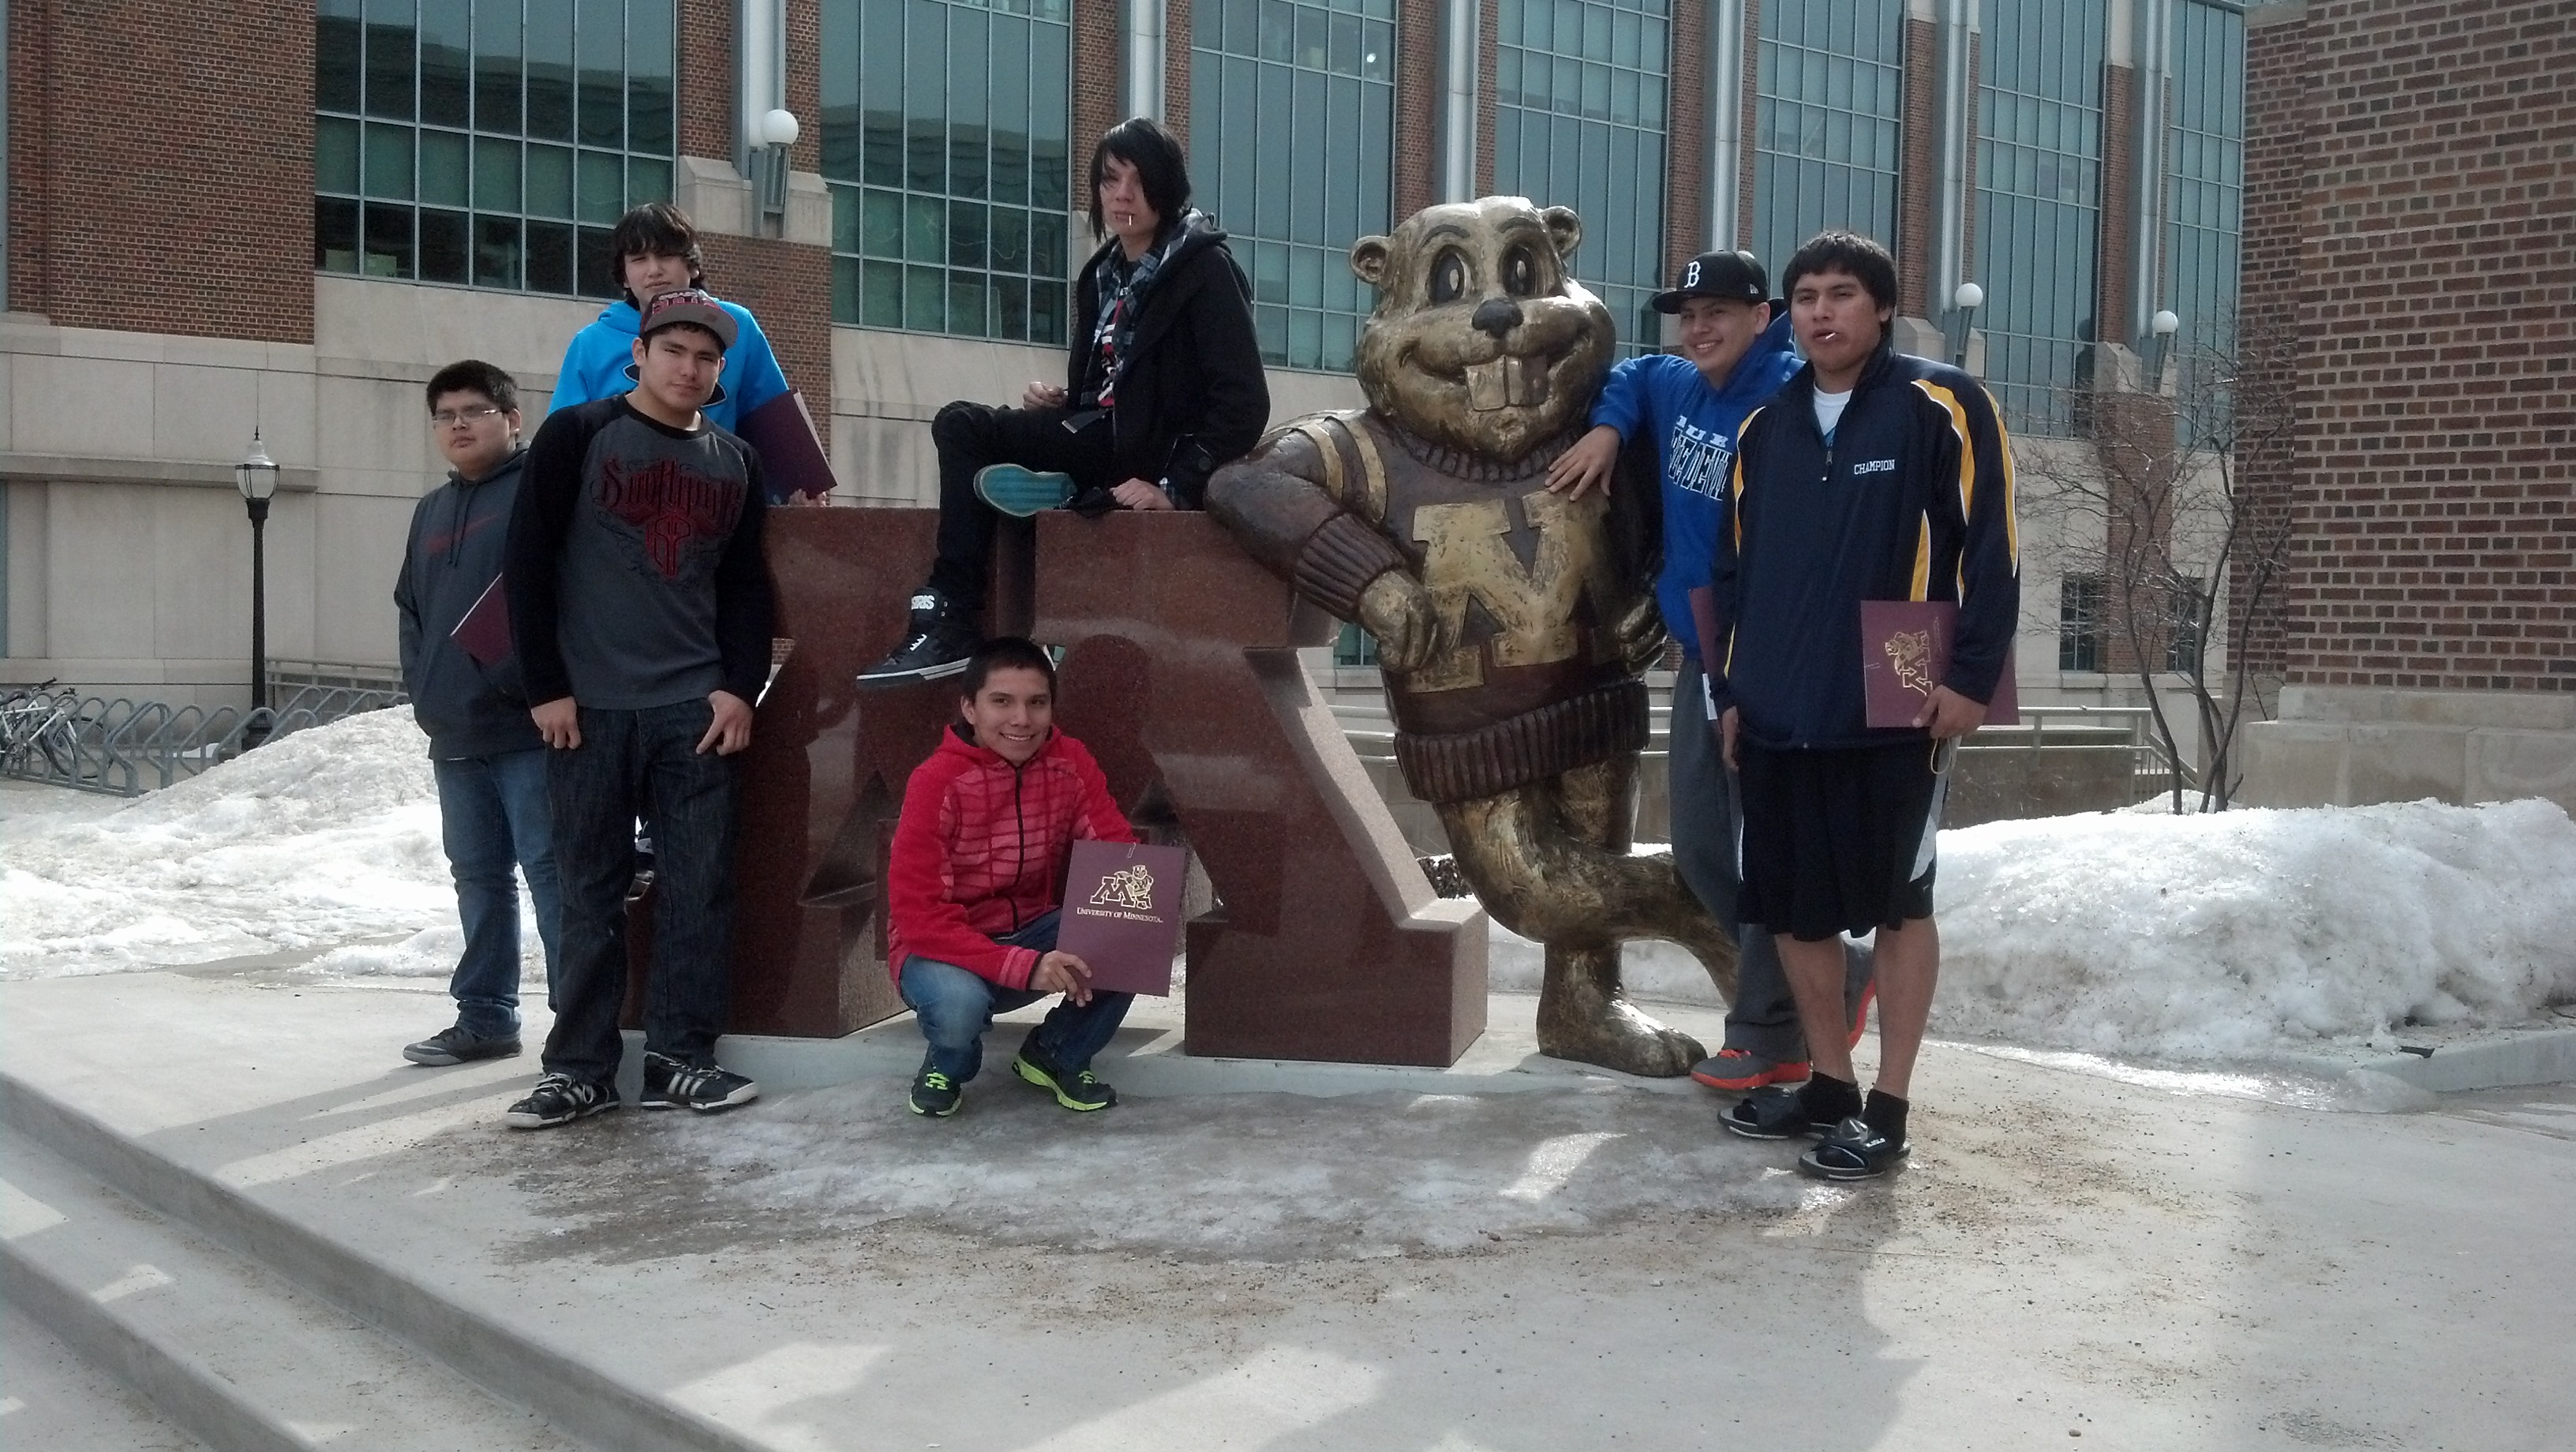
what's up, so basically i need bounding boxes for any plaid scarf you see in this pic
[1087,212,1206,409]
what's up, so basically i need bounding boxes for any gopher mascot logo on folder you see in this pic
[1209,196,1739,1076]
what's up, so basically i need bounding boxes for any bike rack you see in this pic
[0,684,407,798]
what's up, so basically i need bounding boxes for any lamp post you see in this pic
[234,431,280,745]
[1948,281,1985,369]
[2145,308,2181,390]
[754,107,799,235]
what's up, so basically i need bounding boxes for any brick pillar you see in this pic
[1394,0,1441,219]
[1664,0,1708,278]
[9,0,314,340]
[1164,0,1194,146]
[1735,0,1760,248]
[1074,0,1124,217]
[2233,4,2310,687]
[1896,14,1941,317]
[1475,0,1498,194]
[2095,60,2136,352]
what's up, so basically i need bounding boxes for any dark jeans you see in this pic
[897,910,1134,1083]
[1670,660,1873,1061]
[432,749,562,1038]
[542,700,741,1087]
[925,399,1118,610]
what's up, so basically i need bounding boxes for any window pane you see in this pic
[526,143,574,217]
[316,117,362,194]
[474,215,522,289]
[316,196,361,272]
[420,1,470,127]
[318,0,364,113]
[420,129,470,208]
[577,226,617,298]
[420,208,470,283]
[626,155,670,204]
[627,0,675,155]
[474,137,521,211]
[576,148,623,223]
[526,0,577,141]
[525,219,576,292]
[364,122,414,199]
[576,0,623,148]
[363,0,415,121]
[474,0,522,133]
[362,200,414,277]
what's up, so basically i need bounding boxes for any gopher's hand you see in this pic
[1612,595,1668,674]
[1357,572,1447,674]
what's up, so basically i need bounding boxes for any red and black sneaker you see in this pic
[1690,1048,1811,1092]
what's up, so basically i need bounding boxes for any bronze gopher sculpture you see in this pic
[1209,196,1739,1076]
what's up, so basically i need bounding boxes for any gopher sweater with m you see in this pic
[504,395,774,710]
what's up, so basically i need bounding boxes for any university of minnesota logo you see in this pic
[1885,628,1936,698]
[1089,865,1157,912]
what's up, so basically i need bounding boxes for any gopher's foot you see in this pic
[1537,982,1705,1077]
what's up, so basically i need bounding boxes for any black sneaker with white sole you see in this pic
[504,1072,618,1130]
[403,1024,521,1066]
[858,592,979,686]
[639,1051,761,1113]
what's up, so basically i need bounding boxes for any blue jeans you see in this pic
[542,701,741,1087]
[897,911,1134,1083]
[432,750,561,1038]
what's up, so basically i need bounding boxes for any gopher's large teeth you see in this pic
[1466,359,1507,411]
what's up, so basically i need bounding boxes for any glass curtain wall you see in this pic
[822,0,1074,344]
[1189,0,1396,372]
[1974,0,2106,435]
[1493,0,1671,354]
[1752,0,1903,280]
[2167,0,2244,431]
[316,0,676,295]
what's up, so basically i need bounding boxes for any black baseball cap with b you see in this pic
[1652,250,1770,312]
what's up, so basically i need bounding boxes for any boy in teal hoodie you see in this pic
[1545,249,1874,1095]
[548,204,803,500]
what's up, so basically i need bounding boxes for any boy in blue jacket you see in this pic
[549,203,808,503]
[1546,250,1874,1095]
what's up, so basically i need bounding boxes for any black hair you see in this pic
[1088,117,1192,241]
[1780,230,1900,313]
[606,202,707,304]
[960,637,1058,701]
[425,359,519,415]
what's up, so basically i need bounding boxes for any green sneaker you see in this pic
[909,1068,962,1117]
[973,464,1079,518]
[1011,1042,1117,1111]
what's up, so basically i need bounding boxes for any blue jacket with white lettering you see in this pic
[1588,309,1800,659]
[1708,339,2019,750]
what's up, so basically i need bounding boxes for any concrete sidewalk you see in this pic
[3,969,2570,1451]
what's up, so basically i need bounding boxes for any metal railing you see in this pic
[0,683,406,798]
[1960,705,2196,791]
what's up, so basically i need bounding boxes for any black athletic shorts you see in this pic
[1735,738,1949,942]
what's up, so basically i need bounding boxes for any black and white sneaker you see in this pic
[504,1073,618,1130]
[639,1051,761,1113]
[403,1024,521,1066]
[858,592,978,686]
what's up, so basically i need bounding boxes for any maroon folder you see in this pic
[1859,601,2018,728]
[451,575,513,668]
[1054,840,1187,996]
[735,389,838,503]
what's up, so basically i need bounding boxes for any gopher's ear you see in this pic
[1541,207,1583,262]
[1350,235,1392,288]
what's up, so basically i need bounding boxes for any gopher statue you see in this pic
[1208,196,1738,1076]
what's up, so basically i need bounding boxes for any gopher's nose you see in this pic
[1470,297,1522,339]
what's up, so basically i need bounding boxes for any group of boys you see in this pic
[394,204,2014,1180]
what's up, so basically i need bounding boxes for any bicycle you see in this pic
[1,680,83,778]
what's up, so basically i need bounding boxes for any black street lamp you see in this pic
[234,431,280,746]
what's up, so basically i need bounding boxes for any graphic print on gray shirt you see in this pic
[505,395,775,712]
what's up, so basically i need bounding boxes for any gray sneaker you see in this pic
[403,1025,521,1066]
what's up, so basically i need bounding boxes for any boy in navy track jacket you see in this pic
[1546,249,1874,1096]
[1709,231,2018,1180]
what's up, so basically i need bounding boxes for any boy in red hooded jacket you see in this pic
[887,636,1139,1116]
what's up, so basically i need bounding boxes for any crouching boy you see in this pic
[888,638,1139,1117]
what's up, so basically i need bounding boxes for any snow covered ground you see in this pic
[5,709,2570,1064]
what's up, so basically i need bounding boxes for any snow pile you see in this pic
[0,710,452,976]
[676,1082,1807,1261]
[1933,798,2576,1058]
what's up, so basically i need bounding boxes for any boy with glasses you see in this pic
[395,361,561,1068]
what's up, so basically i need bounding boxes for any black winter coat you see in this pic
[1065,219,1271,507]
[395,449,544,758]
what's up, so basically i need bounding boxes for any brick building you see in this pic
[3,0,2273,790]
[2235,0,2574,810]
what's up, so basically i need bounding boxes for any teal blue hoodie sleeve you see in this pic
[713,302,792,430]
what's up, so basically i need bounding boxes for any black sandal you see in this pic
[1797,1117,1911,1179]
[1722,1087,1841,1141]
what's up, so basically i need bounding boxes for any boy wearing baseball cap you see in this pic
[1545,250,1876,1098]
[500,289,777,1130]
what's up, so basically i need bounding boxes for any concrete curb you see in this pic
[0,1073,772,1452]
[0,1233,304,1452]
[2283,1029,2576,1094]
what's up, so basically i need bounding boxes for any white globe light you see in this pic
[1953,282,1986,310]
[759,108,801,148]
[2151,308,2181,336]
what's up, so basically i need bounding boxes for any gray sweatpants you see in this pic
[1669,661,1875,1061]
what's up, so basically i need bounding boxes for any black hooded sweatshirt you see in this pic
[1065,211,1271,507]
[395,447,545,758]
